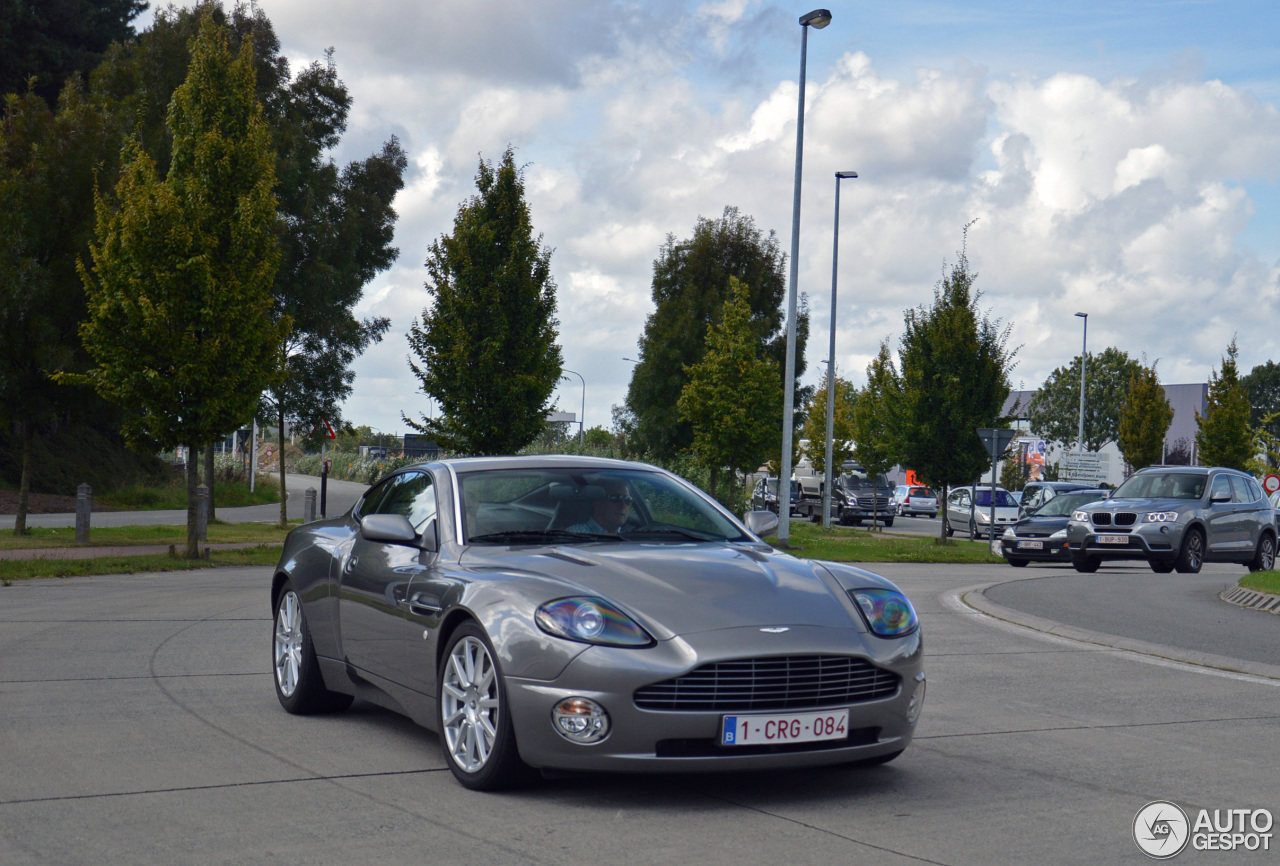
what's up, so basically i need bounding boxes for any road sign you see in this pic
[319,418,337,440]
[1265,474,1280,495]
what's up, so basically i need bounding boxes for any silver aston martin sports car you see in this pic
[271,455,925,790]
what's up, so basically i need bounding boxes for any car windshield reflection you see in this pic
[1111,472,1206,500]
[1029,491,1106,517]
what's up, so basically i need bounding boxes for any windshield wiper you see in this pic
[467,529,623,545]
[621,525,721,542]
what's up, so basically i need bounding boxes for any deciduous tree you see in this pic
[800,366,856,481]
[404,148,562,455]
[678,277,781,502]
[898,233,1016,542]
[1117,363,1174,471]
[625,207,807,459]
[1026,347,1143,452]
[1196,339,1253,471]
[850,341,904,529]
[72,14,285,557]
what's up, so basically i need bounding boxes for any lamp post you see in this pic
[778,8,832,547]
[1074,312,1087,457]
[822,170,858,528]
[562,369,585,445]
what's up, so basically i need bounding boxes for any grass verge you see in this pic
[0,521,296,550]
[99,479,281,510]
[0,545,282,582]
[1238,572,1280,595]
[766,521,1006,563]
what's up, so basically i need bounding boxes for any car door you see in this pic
[1204,474,1242,554]
[1227,476,1263,555]
[338,470,437,686]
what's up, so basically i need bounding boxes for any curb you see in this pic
[952,580,1280,683]
[0,542,283,561]
[1220,585,1280,615]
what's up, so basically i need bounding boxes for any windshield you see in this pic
[973,489,1018,507]
[764,479,797,496]
[1112,472,1206,500]
[1032,490,1107,516]
[838,468,890,490]
[459,467,751,544]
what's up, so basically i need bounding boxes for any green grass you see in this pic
[0,521,296,550]
[766,521,1006,563]
[1239,572,1280,595]
[99,479,280,510]
[0,545,283,582]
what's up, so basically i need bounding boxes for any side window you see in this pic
[372,472,437,532]
[357,476,399,517]
[1229,476,1255,504]
[1246,478,1264,503]
[1210,475,1232,502]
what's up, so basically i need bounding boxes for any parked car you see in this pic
[891,485,939,518]
[1018,481,1096,514]
[1000,489,1109,567]
[945,485,1020,539]
[271,455,925,790]
[1066,466,1276,574]
[751,476,800,516]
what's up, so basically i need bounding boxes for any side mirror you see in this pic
[1210,492,1231,504]
[360,514,418,545]
[744,510,780,538]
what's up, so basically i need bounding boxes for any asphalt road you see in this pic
[1,560,1275,865]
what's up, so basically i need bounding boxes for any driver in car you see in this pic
[569,477,632,534]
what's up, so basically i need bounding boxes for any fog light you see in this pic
[552,697,610,744]
[906,673,926,725]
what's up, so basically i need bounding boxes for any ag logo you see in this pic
[1134,801,1190,859]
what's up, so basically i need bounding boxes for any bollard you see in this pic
[75,483,92,543]
[304,488,317,523]
[196,484,209,542]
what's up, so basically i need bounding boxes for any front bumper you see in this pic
[1066,521,1182,560]
[1000,535,1072,562]
[505,625,924,773]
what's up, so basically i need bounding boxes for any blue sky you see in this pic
[149,1,1280,437]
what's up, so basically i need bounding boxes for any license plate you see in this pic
[1017,540,1043,550]
[1097,535,1128,545]
[721,709,849,747]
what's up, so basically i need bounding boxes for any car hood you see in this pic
[1013,514,1070,531]
[459,542,862,637]
[1082,497,1187,512]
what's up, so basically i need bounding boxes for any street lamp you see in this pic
[562,369,585,445]
[1075,312,1087,457]
[822,170,857,528]
[778,8,831,547]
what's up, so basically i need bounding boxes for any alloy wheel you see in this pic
[441,635,500,773]
[273,590,303,698]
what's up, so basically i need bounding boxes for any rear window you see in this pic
[908,487,933,497]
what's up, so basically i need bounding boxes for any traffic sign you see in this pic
[1264,474,1280,495]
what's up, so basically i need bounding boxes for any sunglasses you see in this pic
[605,493,634,504]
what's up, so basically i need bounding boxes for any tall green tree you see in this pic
[1196,339,1253,470]
[1,0,147,104]
[404,148,562,455]
[71,13,285,557]
[851,341,905,529]
[677,277,782,502]
[898,236,1016,542]
[624,207,808,459]
[1026,347,1143,452]
[1241,361,1280,459]
[1117,363,1174,471]
[0,82,119,532]
[800,366,857,480]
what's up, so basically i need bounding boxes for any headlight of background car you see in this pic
[535,597,654,647]
[1144,511,1180,523]
[1002,527,1016,540]
[1071,510,1089,522]
[976,511,990,522]
[849,588,919,637]
[1049,528,1068,539]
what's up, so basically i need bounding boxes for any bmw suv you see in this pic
[1065,466,1276,574]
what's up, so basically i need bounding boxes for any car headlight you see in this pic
[535,597,654,647]
[1002,527,1016,540]
[850,588,919,637]
[1071,510,1089,522]
[975,511,990,522]
[1049,528,1068,540]
[1144,511,1180,523]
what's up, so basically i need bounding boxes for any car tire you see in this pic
[1248,533,1276,572]
[438,621,531,791]
[1174,529,1204,574]
[272,583,353,715]
[944,518,954,537]
[968,517,980,540]
[1072,556,1100,573]
[882,517,894,528]
[1008,558,1028,568]
[1150,560,1175,574]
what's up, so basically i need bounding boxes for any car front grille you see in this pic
[855,494,892,511]
[1091,512,1138,527]
[634,655,900,712]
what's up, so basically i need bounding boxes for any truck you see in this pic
[794,461,896,526]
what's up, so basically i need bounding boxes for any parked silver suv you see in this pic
[1065,466,1276,574]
